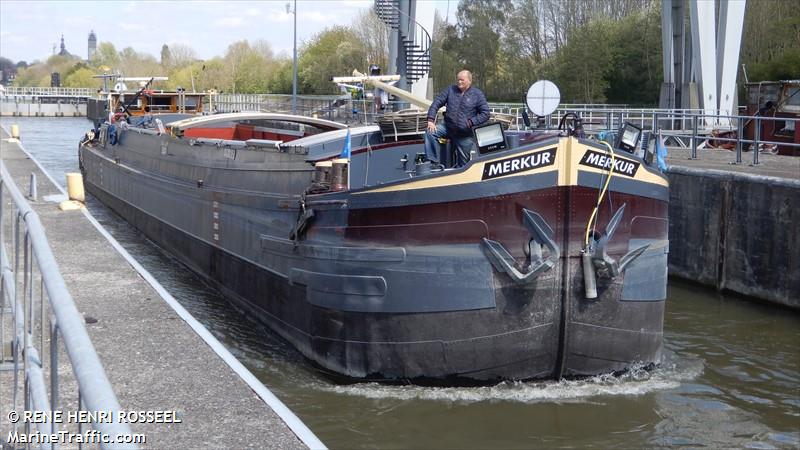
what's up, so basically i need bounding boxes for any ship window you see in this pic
[149,96,173,112]
[775,120,795,137]
[779,86,800,113]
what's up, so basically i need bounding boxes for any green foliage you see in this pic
[604,8,662,105]
[194,58,228,92]
[63,61,88,79]
[44,54,81,80]
[167,63,200,91]
[35,73,52,87]
[235,52,270,93]
[266,59,294,94]
[117,47,161,77]
[560,20,614,103]
[94,42,120,68]
[737,1,800,99]
[221,40,278,94]
[13,63,50,86]
[430,13,462,95]
[747,48,800,82]
[442,0,506,93]
[433,0,665,103]
[299,26,367,94]
[497,0,545,96]
[742,4,800,82]
[63,67,100,88]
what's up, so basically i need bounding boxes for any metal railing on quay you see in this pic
[650,112,800,166]
[0,162,137,449]
[1,87,94,98]
[488,104,798,165]
[1,96,88,106]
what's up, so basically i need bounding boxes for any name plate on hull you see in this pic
[579,149,640,177]
[481,148,557,180]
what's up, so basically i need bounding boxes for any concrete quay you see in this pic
[0,98,86,117]
[0,128,321,448]
[665,148,800,309]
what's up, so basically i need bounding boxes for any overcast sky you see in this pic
[0,0,457,64]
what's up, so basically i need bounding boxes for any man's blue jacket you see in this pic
[426,85,490,137]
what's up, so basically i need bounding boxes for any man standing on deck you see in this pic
[424,70,490,167]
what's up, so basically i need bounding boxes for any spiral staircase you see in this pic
[374,0,431,84]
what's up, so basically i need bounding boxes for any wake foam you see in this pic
[317,351,704,404]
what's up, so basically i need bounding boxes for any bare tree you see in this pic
[351,8,389,70]
[505,0,545,63]
[167,43,198,68]
[252,39,275,61]
[117,47,161,78]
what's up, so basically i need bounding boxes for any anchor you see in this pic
[289,192,315,243]
[588,204,649,279]
[482,209,560,284]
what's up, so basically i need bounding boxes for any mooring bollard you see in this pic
[59,173,86,211]
[66,173,85,202]
[29,172,37,201]
[9,124,21,142]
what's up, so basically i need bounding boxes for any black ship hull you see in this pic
[79,115,668,382]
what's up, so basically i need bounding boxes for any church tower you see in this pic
[58,34,70,57]
[88,30,97,61]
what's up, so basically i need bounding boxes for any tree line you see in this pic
[1,0,796,106]
[434,0,799,104]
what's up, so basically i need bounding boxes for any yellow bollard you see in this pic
[66,172,85,202]
[9,124,20,142]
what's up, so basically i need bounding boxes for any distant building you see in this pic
[88,30,97,61]
[57,34,72,57]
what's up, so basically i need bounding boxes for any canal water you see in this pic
[3,117,799,449]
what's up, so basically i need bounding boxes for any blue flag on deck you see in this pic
[656,134,668,172]
[339,127,351,159]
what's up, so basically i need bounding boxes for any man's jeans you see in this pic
[423,124,476,167]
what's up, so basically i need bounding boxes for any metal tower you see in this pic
[660,0,747,126]
[88,30,97,62]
